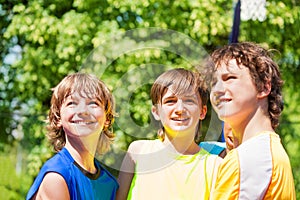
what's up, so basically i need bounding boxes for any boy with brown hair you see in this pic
[209,42,296,199]
[117,68,222,200]
[26,73,118,200]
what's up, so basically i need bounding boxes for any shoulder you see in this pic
[212,150,240,199]
[43,149,73,177]
[26,149,73,200]
[36,149,73,180]
[35,172,70,200]
[218,149,239,177]
[199,150,223,173]
[127,140,157,154]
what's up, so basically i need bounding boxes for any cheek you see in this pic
[158,110,167,120]
[94,109,106,121]
[193,108,201,118]
[184,104,200,115]
[59,110,68,121]
[159,106,170,114]
[157,109,170,123]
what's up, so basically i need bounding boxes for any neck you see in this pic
[163,133,200,155]
[65,133,100,173]
[231,107,274,145]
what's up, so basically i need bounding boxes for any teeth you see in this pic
[72,121,94,124]
[216,98,230,106]
[172,118,188,121]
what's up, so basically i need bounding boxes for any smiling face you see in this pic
[210,59,259,125]
[60,91,107,138]
[152,88,206,139]
[150,68,208,142]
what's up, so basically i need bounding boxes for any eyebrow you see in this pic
[162,95,176,100]
[183,94,198,98]
[163,94,197,100]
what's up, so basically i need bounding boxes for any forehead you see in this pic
[214,59,248,74]
[65,90,98,100]
[162,87,198,99]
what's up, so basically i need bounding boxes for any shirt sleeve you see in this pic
[212,149,240,200]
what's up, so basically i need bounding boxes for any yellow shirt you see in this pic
[128,140,221,200]
[213,132,296,200]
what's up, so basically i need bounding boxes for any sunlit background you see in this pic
[0,0,299,199]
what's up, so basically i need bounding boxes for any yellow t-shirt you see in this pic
[213,132,296,200]
[128,140,221,200]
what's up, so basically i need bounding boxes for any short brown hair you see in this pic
[150,68,208,142]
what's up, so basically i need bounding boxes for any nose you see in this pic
[212,78,224,93]
[75,102,89,116]
[210,79,225,104]
[174,99,185,114]
[211,78,225,95]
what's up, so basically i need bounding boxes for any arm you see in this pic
[210,156,223,194]
[212,150,240,200]
[33,172,70,200]
[116,153,134,200]
[116,141,142,200]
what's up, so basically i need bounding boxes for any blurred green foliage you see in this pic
[0,0,299,198]
[0,144,32,199]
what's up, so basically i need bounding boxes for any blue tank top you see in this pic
[26,148,118,200]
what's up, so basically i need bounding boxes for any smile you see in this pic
[71,120,95,125]
[215,98,231,106]
[171,117,189,122]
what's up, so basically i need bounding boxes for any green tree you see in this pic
[1,0,299,197]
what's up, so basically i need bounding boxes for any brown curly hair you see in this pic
[150,68,208,143]
[209,42,283,129]
[47,73,116,154]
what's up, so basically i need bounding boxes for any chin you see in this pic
[216,111,227,119]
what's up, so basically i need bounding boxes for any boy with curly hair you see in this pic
[26,73,118,200]
[209,42,296,199]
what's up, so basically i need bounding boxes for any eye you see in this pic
[66,101,76,107]
[226,76,236,80]
[88,100,102,107]
[186,98,197,104]
[163,98,177,105]
[183,96,198,105]
[89,101,98,105]
[166,100,176,104]
[223,74,237,81]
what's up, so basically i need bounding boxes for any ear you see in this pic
[104,119,110,128]
[257,80,271,99]
[151,105,161,121]
[200,105,207,120]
